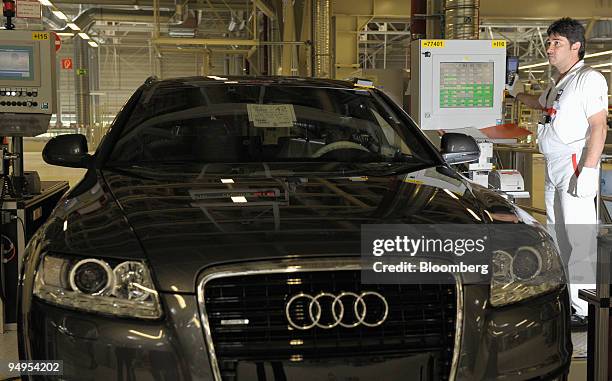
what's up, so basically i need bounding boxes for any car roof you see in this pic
[148,75,358,89]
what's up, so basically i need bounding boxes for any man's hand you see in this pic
[576,166,599,198]
[505,74,524,98]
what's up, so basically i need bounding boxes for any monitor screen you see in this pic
[439,62,494,108]
[0,46,34,80]
[506,56,519,72]
[506,56,519,84]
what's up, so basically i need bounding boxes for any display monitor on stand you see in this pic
[410,39,528,198]
[0,26,64,333]
[0,29,57,196]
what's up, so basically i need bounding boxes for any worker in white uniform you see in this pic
[508,17,608,326]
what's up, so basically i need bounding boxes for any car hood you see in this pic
[45,162,521,292]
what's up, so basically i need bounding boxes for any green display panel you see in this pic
[439,62,494,108]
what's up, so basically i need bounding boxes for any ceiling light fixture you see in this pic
[52,10,67,20]
[66,23,80,31]
[592,62,612,68]
[585,50,612,59]
[88,41,99,48]
[38,0,53,6]
[519,49,612,70]
[519,61,549,70]
[78,32,90,40]
[168,29,196,38]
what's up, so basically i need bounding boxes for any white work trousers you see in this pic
[544,150,597,316]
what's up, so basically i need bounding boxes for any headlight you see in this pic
[34,254,162,319]
[69,259,115,295]
[490,239,565,307]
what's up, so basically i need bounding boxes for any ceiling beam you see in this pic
[254,0,275,20]
[153,37,259,46]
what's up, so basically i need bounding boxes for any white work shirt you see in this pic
[537,60,608,156]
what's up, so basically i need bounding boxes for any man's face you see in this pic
[546,33,580,70]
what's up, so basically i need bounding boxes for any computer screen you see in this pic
[0,46,34,80]
[506,56,519,84]
[439,62,494,108]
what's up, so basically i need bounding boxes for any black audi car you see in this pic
[19,76,571,380]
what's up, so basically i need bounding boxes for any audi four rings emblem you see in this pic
[285,291,389,330]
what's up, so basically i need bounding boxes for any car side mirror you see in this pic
[42,134,92,168]
[440,133,480,165]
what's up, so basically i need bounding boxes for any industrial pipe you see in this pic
[313,0,330,78]
[444,0,479,39]
[74,37,91,134]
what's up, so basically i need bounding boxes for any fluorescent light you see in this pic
[592,62,612,68]
[78,32,90,40]
[519,61,549,70]
[66,23,80,31]
[88,41,99,47]
[220,179,235,184]
[231,196,248,203]
[38,0,53,6]
[168,29,196,38]
[56,32,74,37]
[602,69,611,73]
[519,49,612,70]
[585,50,612,59]
[52,10,67,20]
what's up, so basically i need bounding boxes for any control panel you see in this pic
[0,88,42,109]
[0,30,57,136]
[410,39,507,131]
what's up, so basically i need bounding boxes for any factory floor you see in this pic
[24,151,86,188]
[0,149,595,381]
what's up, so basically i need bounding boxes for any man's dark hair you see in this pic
[547,17,586,60]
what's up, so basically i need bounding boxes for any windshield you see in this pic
[107,82,438,165]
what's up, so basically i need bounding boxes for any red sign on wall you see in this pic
[61,58,73,70]
[54,33,62,52]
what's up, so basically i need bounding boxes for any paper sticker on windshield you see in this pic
[247,104,296,128]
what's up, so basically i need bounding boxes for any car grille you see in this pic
[202,269,457,381]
